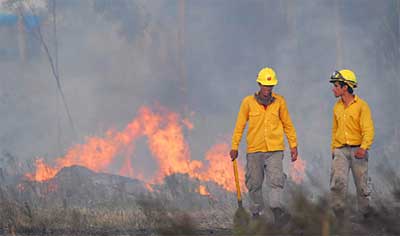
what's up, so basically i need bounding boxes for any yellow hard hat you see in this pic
[329,69,358,88]
[256,67,278,86]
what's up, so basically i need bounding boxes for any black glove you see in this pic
[230,149,238,161]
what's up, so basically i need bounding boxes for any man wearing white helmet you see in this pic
[229,67,298,226]
[329,69,375,222]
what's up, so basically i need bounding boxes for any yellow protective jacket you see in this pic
[331,95,374,150]
[231,93,297,153]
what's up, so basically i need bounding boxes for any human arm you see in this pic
[230,98,249,160]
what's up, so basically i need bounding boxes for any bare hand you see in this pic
[230,149,238,161]
[290,147,298,162]
[355,148,367,159]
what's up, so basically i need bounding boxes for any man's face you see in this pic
[259,84,274,97]
[332,82,346,97]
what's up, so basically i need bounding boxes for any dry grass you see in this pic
[0,191,399,236]
[0,194,233,235]
[1,159,400,236]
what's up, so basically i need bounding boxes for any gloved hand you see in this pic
[230,149,238,161]
[290,147,298,162]
[355,148,367,159]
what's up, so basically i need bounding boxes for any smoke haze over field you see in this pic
[0,0,399,192]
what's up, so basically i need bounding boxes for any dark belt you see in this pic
[340,144,360,148]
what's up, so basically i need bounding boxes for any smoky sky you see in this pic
[0,0,399,189]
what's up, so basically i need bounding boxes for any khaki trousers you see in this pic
[245,151,285,215]
[330,146,371,214]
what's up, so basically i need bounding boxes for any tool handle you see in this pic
[233,159,242,207]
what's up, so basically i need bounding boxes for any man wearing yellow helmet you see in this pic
[229,67,298,226]
[329,69,375,222]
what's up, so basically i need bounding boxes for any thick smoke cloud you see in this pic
[0,0,398,191]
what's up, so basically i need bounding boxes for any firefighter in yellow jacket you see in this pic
[230,67,298,225]
[329,69,374,221]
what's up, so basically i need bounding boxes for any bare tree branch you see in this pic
[15,1,77,137]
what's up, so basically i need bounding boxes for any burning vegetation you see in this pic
[24,106,245,193]
[0,105,399,235]
[0,0,398,235]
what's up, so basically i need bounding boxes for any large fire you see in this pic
[26,106,246,193]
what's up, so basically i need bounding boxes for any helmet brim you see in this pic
[257,79,278,86]
[329,78,357,88]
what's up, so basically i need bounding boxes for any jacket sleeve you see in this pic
[331,108,338,151]
[360,103,374,150]
[279,98,297,148]
[231,98,249,150]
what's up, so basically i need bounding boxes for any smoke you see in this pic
[0,0,399,197]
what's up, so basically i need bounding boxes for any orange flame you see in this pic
[26,119,142,182]
[25,158,58,182]
[289,154,306,184]
[196,143,245,192]
[198,185,209,195]
[144,111,193,180]
[26,105,245,194]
